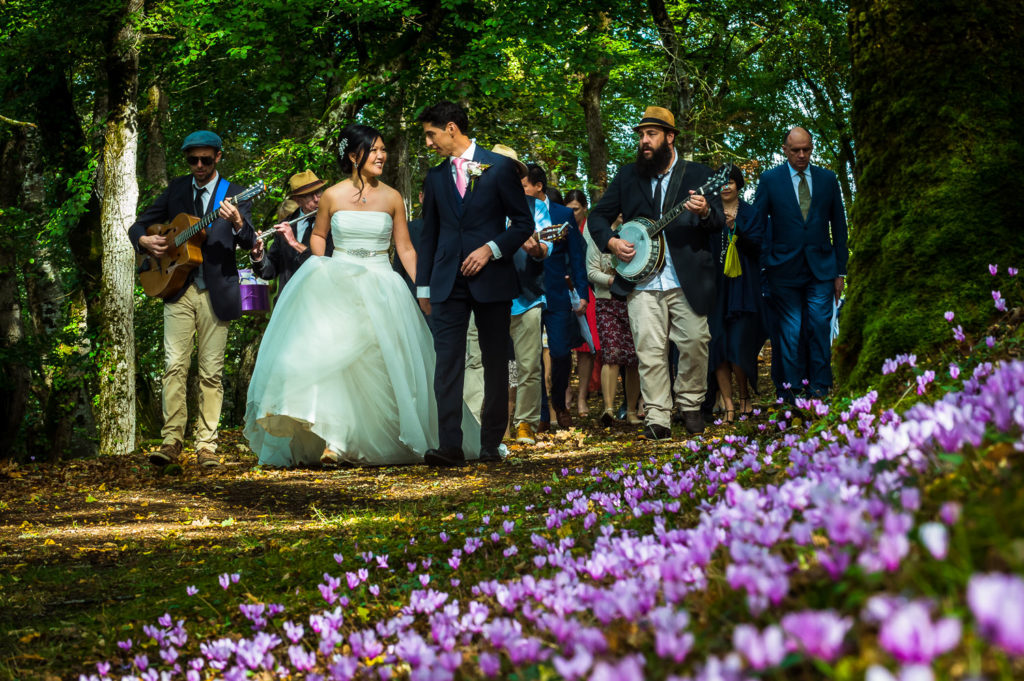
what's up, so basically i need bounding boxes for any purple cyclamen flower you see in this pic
[117,639,132,651]
[186,585,198,596]
[943,310,954,322]
[948,363,960,379]
[967,572,1024,655]
[333,553,344,564]
[918,523,948,560]
[939,502,961,525]
[439,531,449,543]
[989,263,998,275]
[986,335,995,348]
[589,654,644,681]
[231,573,240,583]
[780,610,852,661]
[916,371,935,395]
[478,651,501,677]
[552,645,593,680]
[219,573,231,589]
[288,644,316,671]
[878,601,960,663]
[953,325,965,342]
[733,624,785,669]
[1009,267,1019,276]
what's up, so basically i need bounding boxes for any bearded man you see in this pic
[587,107,724,439]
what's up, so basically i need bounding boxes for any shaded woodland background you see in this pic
[0,0,1020,461]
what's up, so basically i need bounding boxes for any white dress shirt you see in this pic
[637,153,682,292]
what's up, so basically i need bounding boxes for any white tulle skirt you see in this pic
[244,253,481,467]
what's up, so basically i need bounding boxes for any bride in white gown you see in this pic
[245,125,481,466]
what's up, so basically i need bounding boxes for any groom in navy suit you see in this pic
[754,126,848,402]
[416,101,535,466]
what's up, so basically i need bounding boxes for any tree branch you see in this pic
[0,114,37,129]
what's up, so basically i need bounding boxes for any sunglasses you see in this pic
[187,155,217,167]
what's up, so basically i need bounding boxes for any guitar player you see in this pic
[128,130,256,469]
[586,106,724,440]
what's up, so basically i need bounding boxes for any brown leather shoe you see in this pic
[196,449,221,468]
[149,441,181,466]
[554,408,573,430]
[515,422,537,445]
[536,421,550,433]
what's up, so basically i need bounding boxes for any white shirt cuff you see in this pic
[532,239,553,261]
[487,241,501,260]
[416,286,430,299]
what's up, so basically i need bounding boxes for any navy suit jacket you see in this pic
[543,201,589,310]
[416,147,534,303]
[129,174,256,322]
[252,208,334,304]
[753,162,848,282]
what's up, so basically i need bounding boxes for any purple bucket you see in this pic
[238,268,270,314]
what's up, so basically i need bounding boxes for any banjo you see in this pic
[612,164,732,283]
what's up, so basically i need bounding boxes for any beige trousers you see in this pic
[162,285,229,451]
[626,288,710,427]
[510,306,543,426]
[464,312,484,422]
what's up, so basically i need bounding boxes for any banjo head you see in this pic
[614,219,654,279]
[613,218,666,282]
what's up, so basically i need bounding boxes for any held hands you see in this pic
[684,190,709,218]
[834,276,845,304]
[140,234,170,258]
[418,298,432,316]
[460,245,492,277]
[608,236,636,263]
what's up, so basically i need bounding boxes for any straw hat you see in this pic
[633,106,680,134]
[287,170,327,197]
[489,144,528,178]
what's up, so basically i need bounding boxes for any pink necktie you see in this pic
[452,157,468,197]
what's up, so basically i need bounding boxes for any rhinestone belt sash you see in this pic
[337,247,388,258]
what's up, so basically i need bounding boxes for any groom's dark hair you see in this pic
[418,101,469,135]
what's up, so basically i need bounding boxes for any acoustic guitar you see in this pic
[613,165,732,283]
[136,181,265,298]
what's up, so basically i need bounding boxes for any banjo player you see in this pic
[587,106,725,440]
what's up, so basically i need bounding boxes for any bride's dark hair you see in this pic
[338,124,384,196]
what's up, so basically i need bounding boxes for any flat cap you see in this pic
[181,130,223,151]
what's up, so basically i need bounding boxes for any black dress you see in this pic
[707,199,766,394]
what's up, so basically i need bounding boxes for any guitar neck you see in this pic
[174,193,240,247]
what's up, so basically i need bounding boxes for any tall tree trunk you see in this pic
[837,0,1024,387]
[0,131,33,458]
[648,0,694,156]
[581,70,609,196]
[96,0,142,455]
[141,82,169,191]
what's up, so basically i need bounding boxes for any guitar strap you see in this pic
[663,159,689,226]
[212,177,230,215]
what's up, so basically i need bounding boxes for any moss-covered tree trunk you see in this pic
[837,0,1024,387]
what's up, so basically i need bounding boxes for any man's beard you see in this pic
[635,141,672,179]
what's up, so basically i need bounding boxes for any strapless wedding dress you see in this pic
[244,210,481,466]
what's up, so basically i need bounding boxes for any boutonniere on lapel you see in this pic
[464,162,491,192]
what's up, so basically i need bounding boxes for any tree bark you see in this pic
[141,82,169,191]
[581,70,609,196]
[96,0,142,456]
[837,0,1024,387]
[0,133,32,458]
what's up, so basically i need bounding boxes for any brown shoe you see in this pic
[149,441,181,467]
[196,449,221,468]
[554,408,573,430]
[536,421,550,433]
[515,422,536,445]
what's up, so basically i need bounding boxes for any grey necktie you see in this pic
[797,171,811,221]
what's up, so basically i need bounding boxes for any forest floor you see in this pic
[0,387,760,680]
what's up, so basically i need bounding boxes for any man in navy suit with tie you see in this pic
[753,126,848,402]
[415,101,535,466]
